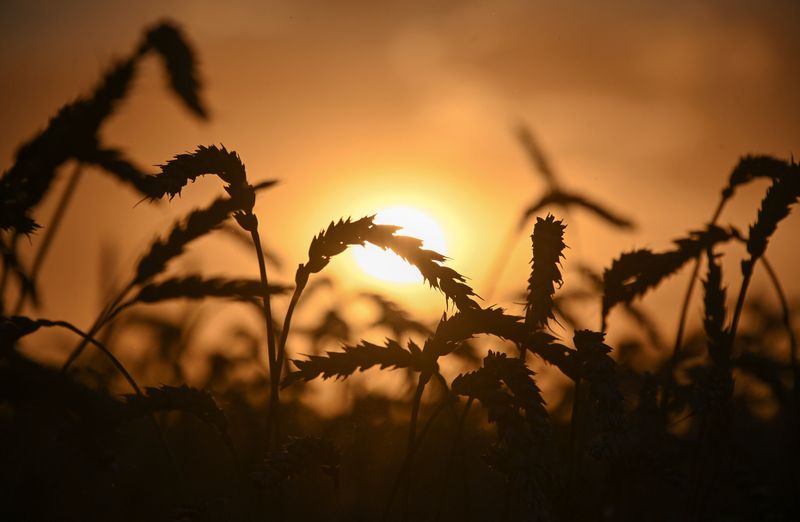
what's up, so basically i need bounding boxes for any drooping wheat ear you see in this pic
[702,249,728,367]
[135,197,239,284]
[282,339,427,388]
[141,21,208,118]
[521,190,634,231]
[525,214,566,331]
[277,216,398,386]
[729,169,800,350]
[602,224,733,322]
[572,330,623,429]
[300,216,382,275]
[123,384,228,433]
[452,350,549,436]
[148,145,264,212]
[364,226,479,310]
[722,154,797,201]
[432,306,576,379]
[744,172,800,271]
[297,215,478,310]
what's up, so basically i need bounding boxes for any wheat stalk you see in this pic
[672,154,797,379]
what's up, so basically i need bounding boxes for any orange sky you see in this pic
[1,0,798,346]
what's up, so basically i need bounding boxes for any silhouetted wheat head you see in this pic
[526,214,567,331]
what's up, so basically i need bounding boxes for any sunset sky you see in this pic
[1,0,798,340]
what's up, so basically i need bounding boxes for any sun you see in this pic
[353,207,447,283]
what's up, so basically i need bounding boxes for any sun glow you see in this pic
[353,207,447,283]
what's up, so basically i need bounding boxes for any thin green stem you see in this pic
[250,227,280,447]
[13,162,84,314]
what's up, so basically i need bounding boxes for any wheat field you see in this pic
[1,17,799,522]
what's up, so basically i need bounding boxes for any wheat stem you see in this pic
[251,227,280,447]
[275,267,307,387]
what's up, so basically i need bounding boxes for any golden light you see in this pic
[353,207,447,283]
